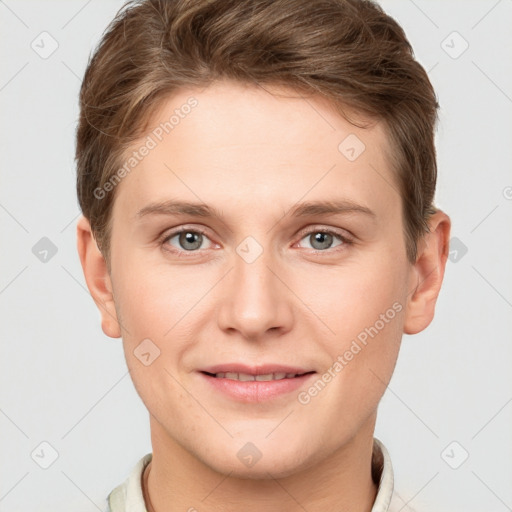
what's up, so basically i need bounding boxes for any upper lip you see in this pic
[200,363,315,375]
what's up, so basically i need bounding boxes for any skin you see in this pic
[77,80,450,512]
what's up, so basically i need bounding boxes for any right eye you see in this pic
[161,227,215,255]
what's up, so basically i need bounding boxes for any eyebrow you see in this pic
[136,199,377,219]
[136,199,376,220]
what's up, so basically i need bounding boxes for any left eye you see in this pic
[297,230,347,251]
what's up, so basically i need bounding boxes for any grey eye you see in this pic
[177,231,203,251]
[310,232,333,250]
[164,230,209,251]
[300,231,344,251]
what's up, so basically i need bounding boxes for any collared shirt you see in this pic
[106,438,413,512]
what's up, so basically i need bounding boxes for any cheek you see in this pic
[113,252,193,337]
[306,248,407,404]
[112,263,200,412]
[313,250,407,350]
[112,254,216,380]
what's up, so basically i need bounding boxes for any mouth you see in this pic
[198,366,317,402]
[201,370,315,381]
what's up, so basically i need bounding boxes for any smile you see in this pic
[204,371,310,381]
[199,370,316,402]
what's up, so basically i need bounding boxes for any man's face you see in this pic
[108,80,412,477]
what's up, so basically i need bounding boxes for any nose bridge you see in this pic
[217,234,292,338]
[234,238,275,297]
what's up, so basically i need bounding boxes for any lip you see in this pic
[198,363,316,403]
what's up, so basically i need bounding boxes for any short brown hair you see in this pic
[76,0,439,265]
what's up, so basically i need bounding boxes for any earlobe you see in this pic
[76,215,121,339]
[403,211,451,335]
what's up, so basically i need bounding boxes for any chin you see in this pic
[196,437,315,480]
[209,456,311,481]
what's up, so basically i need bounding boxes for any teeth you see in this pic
[255,374,273,381]
[214,372,301,381]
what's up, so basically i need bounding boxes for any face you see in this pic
[106,80,413,478]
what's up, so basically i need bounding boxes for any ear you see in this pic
[76,215,121,339]
[403,210,451,335]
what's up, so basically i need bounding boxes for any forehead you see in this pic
[114,80,399,223]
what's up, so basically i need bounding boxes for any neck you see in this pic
[143,414,379,512]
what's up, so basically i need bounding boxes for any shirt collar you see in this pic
[371,437,395,512]
[107,437,395,512]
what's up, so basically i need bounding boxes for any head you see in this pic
[76,0,450,478]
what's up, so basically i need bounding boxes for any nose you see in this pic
[216,241,294,341]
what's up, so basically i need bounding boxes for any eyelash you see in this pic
[159,225,353,257]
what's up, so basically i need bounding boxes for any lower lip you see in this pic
[199,372,316,403]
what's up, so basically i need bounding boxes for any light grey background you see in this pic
[1,1,511,511]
